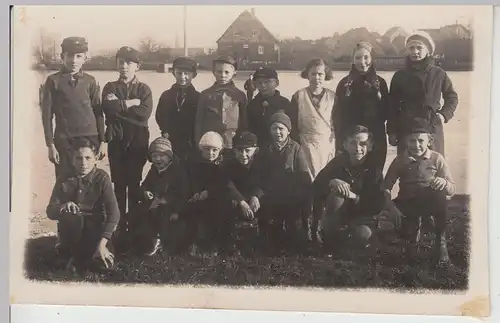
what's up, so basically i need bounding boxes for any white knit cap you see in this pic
[405,30,436,55]
[198,131,224,149]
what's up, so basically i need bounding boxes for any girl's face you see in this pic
[213,63,236,85]
[62,52,87,73]
[342,133,373,164]
[406,133,432,157]
[353,48,372,73]
[200,146,221,162]
[72,147,97,177]
[151,152,172,169]
[117,58,139,80]
[270,122,289,144]
[406,41,430,61]
[254,77,278,96]
[307,65,326,89]
[173,68,194,87]
[234,147,258,165]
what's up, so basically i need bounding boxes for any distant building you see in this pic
[216,8,280,67]
[167,47,210,59]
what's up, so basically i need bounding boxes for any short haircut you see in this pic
[300,58,333,81]
[343,125,373,142]
[70,137,98,155]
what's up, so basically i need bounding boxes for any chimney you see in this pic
[251,8,255,16]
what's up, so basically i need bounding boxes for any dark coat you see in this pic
[184,152,224,197]
[334,65,390,171]
[388,57,459,156]
[219,155,264,203]
[259,138,311,204]
[155,84,200,160]
[247,90,294,148]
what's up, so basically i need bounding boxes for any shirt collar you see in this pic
[271,137,289,151]
[68,167,97,184]
[118,75,139,84]
[403,149,432,163]
[60,68,85,79]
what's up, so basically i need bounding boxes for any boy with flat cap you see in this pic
[247,66,294,148]
[194,55,248,158]
[156,57,201,161]
[101,46,153,246]
[41,36,106,180]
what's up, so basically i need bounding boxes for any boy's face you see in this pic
[254,77,278,96]
[234,146,258,165]
[308,65,326,88]
[200,146,221,162]
[342,133,373,164]
[353,48,372,73]
[72,147,97,177]
[406,133,432,157]
[213,62,236,85]
[62,52,87,73]
[173,68,194,87]
[406,41,429,61]
[117,58,139,80]
[270,122,289,144]
[151,152,172,169]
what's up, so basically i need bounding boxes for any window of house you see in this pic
[258,45,264,55]
[252,30,258,37]
[243,44,249,49]
[233,31,240,37]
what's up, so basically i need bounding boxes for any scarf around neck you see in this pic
[344,64,381,99]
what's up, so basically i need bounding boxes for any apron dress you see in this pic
[296,88,336,181]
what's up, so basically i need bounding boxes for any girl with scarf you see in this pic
[387,30,459,157]
[290,59,336,181]
[333,41,390,172]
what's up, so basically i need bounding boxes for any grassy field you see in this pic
[24,70,471,290]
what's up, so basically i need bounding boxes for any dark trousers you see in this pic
[394,188,448,260]
[257,197,307,251]
[58,213,114,269]
[183,198,222,248]
[53,135,99,179]
[131,201,186,254]
[108,128,149,231]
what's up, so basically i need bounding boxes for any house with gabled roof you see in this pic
[216,8,280,68]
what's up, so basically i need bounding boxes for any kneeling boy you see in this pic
[132,136,189,256]
[46,138,119,271]
[383,118,455,265]
[312,125,390,254]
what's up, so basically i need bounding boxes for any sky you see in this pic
[26,5,473,55]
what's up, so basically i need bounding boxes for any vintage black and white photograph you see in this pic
[10,5,492,316]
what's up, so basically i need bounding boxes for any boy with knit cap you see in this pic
[183,131,225,254]
[194,55,248,156]
[383,118,455,266]
[41,37,106,180]
[247,67,295,148]
[131,135,189,256]
[101,46,153,242]
[388,30,458,157]
[257,111,311,253]
[156,57,200,161]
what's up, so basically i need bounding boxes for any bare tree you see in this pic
[32,28,57,65]
[139,37,161,53]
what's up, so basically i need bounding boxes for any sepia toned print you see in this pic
[10,5,492,317]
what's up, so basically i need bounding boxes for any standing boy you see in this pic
[383,118,455,265]
[312,125,392,255]
[257,111,311,253]
[388,30,459,156]
[194,55,248,155]
[101,46,153,239]
[156,57,200,161]
[41,37,106,179]
[247,67,295,148]
[46,138,119,272]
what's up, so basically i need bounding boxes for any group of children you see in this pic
[42,29,458,273]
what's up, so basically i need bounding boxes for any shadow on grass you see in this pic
[24,195,471,291]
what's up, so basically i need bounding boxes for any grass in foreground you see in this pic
[24,195,470,291]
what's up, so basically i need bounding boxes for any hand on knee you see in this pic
[355,225,373,241]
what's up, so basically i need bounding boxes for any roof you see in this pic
[216,10,278,44]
